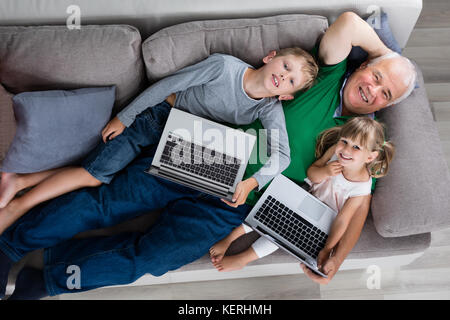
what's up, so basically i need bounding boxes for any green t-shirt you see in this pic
[239,55,352,206]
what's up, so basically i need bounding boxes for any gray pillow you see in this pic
[1,87,115,173]
[0,84,15,167]
[372,63,450,237]
[142,14,328,83]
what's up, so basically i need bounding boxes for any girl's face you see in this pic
[334,136,378,171]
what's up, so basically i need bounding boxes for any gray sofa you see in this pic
[0,0,448,289]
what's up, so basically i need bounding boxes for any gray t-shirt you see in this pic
[117,53,290,189]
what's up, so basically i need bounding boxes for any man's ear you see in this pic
[278,94,294,101]
[262,50,277,64]
[359,60,369,69]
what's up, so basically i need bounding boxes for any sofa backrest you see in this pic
[0,0,422,49]
[0,25,146,112]
[142,14,327,83]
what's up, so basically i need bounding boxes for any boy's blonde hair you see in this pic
[277,47,319,91]
[315,117,395,178]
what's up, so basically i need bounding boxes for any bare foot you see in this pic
[212,253,249,272]
[0,172,20,209]
[209,237,233,264]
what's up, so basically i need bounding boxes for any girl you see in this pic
[209,117,395,275]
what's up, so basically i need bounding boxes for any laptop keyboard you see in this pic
[254,195,328,259]
[160,134,241,187]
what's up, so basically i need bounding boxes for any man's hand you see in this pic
[325,161,343,177]
[102,116,126,143]
[221,177,258,208]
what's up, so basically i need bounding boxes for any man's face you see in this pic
[342,58,409,115]
[262,51,307,100]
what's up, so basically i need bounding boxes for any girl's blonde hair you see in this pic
[315,117,395,178]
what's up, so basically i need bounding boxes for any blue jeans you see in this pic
[0,106,252,296]
[82,101,171,184]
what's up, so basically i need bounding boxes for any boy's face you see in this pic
[261,51,307,101]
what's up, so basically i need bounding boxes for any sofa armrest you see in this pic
[372,62,450,237]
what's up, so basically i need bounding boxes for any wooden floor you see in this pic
[48,1,450,300]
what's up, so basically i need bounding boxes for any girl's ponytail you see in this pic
[315,126,341,159]
[368,140,395,178]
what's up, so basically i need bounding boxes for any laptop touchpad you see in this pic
[298,196,326,222]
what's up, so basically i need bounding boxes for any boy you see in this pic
[0,48,318,233]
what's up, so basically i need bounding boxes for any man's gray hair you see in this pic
[368,51,417,106]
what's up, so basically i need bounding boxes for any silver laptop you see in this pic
[147,108,256,201]
[244,174,337,278]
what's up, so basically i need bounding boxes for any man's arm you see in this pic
[319,12,391,65]
[301,194,371,284]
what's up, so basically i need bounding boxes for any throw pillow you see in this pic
[1,86,115,173]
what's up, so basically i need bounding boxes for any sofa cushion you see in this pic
[0,25,146,113]
[142,14,328,83]
[0,84,15,167]
[1,87,115,173]
[372,62,450,237]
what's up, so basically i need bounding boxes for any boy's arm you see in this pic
[252,102,291,190]
[116,54,226,127]
[319,11,391,66]
[224,103,290,208]
[306,145,340,184]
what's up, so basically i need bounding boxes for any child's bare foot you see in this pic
[0,172,20,209]
[212,253,249,272]
[209,237,233,264]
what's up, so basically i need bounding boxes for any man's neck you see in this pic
[340,103,354,117]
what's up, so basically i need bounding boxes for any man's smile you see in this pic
[359,86,369,103]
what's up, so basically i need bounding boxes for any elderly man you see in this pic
[0,12,416,299]
[239,12,416,285]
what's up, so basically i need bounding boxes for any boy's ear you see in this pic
[278,94,294,101]
[262,50,277,64]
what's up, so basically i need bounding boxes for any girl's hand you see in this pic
[221,177,259,208]
[301,255,340,285]
[317,247,332,270]
[325,160,343,177]
[102,117,126,143]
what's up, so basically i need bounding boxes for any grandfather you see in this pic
[0,12,416,298]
